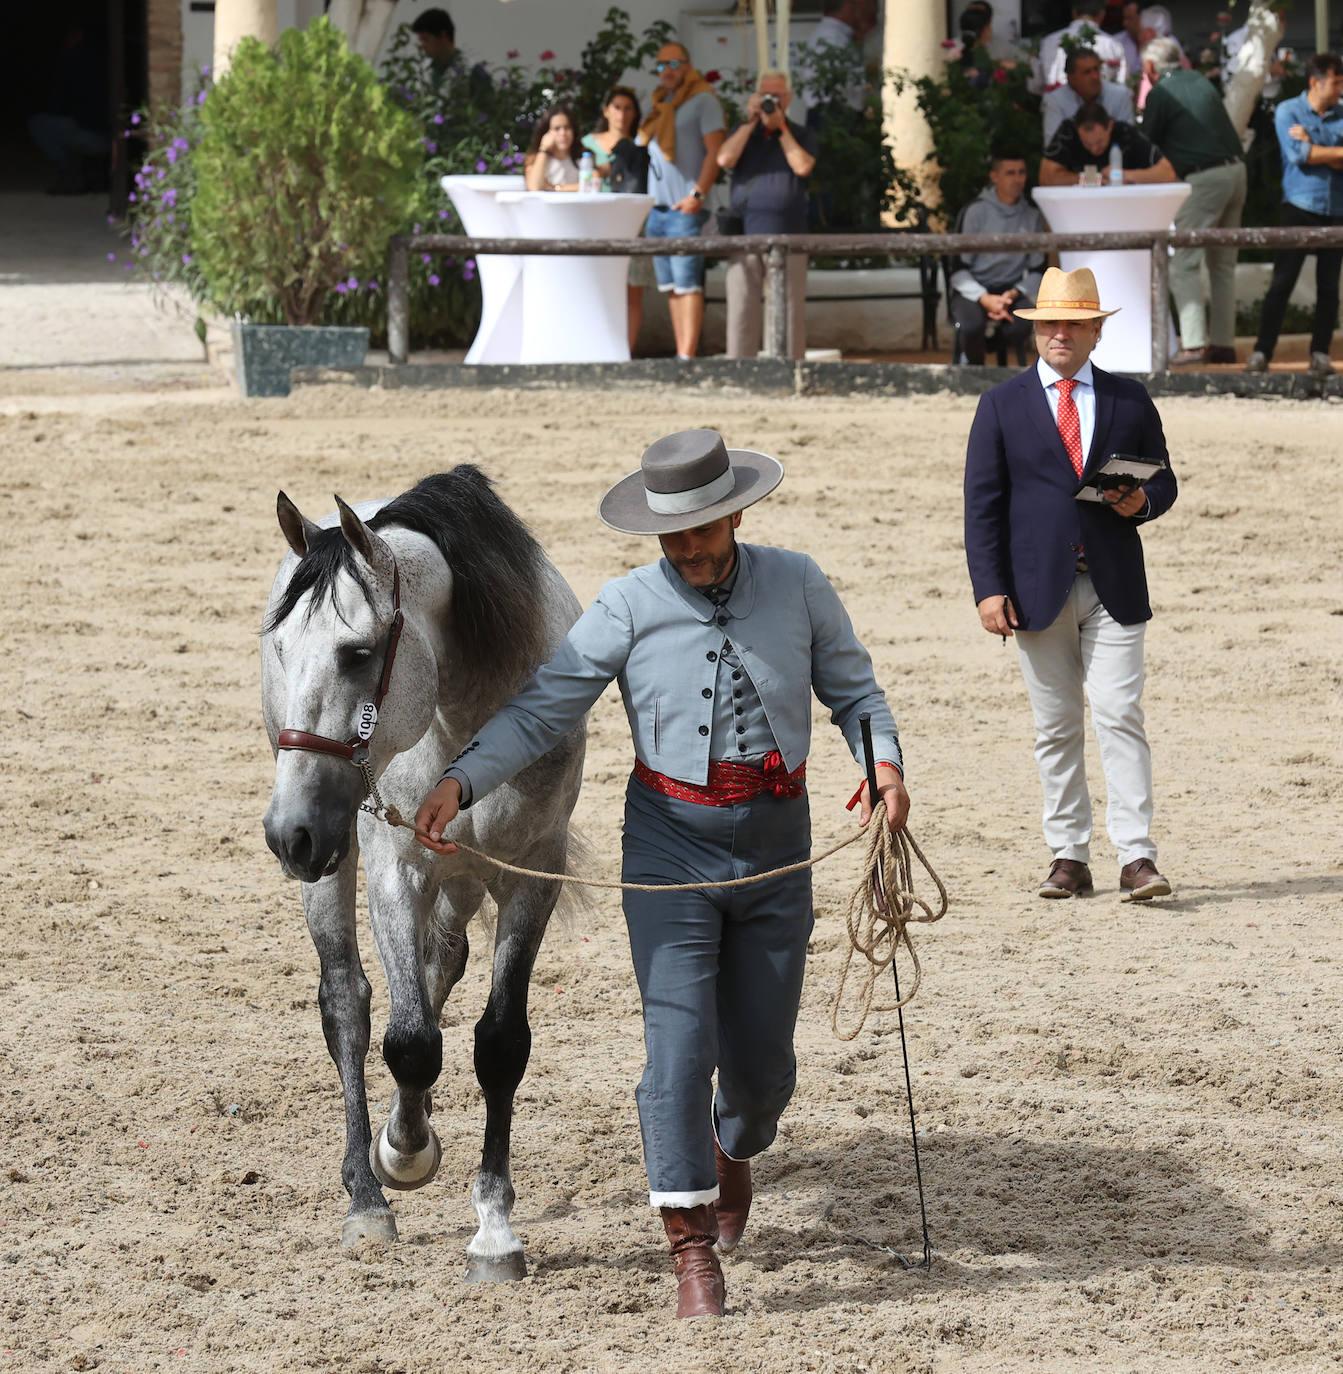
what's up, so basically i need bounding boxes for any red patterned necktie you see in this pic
[1054,377,1085,478]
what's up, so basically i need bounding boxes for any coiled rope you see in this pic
[372,801,947,1038]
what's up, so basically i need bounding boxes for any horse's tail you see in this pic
[552,821,595,932]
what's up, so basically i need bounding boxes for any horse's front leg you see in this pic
[302,848,396,1247]
[366,858,444,1195]
[466,862,563,1283]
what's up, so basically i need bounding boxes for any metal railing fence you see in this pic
[387,225,1343,375]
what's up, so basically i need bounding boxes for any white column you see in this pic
[212,0,278,79]
[881,0,945,224]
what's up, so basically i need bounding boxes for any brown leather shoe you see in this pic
[1170,347,1207,367]
[1039,858,1093,898]
[713,1140,752,1254]
[1120,858,1171,902]
[661,1205,725,1319]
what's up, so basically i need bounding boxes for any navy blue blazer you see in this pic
[963,364,1177,630]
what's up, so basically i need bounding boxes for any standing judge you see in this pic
[963,267,1177,902]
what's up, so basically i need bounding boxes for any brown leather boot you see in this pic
[713,1140,752,1254]
[661,1205,725,1319]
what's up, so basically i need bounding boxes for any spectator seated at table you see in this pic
[1038,102,1176,185]
[582,86,656,351]
[1043,47,1134,142]
[947,150,1045,364]
[524,105,583,191]
[717,69,818,360]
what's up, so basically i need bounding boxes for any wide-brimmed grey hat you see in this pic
[599,429,784,536]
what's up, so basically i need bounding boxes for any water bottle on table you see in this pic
[578,151,595,193]
[1108,144,1123,186]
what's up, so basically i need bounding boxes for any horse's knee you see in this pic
[382,1021,442,1091]
[473,1011,531,1094]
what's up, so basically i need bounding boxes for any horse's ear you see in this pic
[277,491,321,559]
[335,495,393,576]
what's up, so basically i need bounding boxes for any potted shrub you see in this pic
[190,17,422,395]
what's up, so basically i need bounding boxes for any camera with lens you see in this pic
[759,94,778,116]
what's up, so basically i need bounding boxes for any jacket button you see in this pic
[734,689,742,699]
[738,742,748,753]
[734,705,743,716]
[701,687,712,698]
[732,670,741,681]
[716,614,728,626]
[736,724,746,734]
[698,725,709,736]
[706,651,717,662]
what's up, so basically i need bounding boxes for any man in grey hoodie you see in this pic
[948,152,1046,365]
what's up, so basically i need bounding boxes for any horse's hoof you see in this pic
[465,1250,527,1283]
[369,1123,442,1192]
[341,1209,398,1248]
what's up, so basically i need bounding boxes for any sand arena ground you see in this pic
[0,381,1340,1373]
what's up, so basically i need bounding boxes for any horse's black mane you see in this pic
[266,466,550,698]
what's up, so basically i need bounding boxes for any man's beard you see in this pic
[666,538,737,587]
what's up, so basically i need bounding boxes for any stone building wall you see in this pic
[147,0,184,108]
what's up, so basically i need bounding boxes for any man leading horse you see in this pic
[415,429,909,1319]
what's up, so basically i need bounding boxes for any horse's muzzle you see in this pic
[264,799,355,884]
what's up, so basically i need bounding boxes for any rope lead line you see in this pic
[371,803,947,1038]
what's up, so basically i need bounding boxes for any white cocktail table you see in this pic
[1032,183,1192,373]
[495,191,655,364]
[440,174,526,365]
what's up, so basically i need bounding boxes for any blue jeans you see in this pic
[646,206,709,294]
[621,774,813,1207]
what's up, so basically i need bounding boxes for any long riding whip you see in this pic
[859,712,933,1272]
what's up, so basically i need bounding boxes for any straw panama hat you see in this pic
[1014,266,1121,321]
[599,429,784,536]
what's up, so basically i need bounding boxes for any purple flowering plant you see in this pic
[114,66,213,313]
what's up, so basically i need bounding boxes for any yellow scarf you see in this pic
[640,68,716,165]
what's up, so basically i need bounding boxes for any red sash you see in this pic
[633,750,806,807]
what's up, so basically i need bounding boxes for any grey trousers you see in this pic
[725,250,809,359]
[621,773,813,1207]
[1170,160,1247,350]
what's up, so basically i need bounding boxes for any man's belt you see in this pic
[1187,155,1241,175]
[633,751,806,806]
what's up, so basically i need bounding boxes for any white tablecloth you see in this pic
[440,175,526,365]
[494,191,655,364]
[1032,184,1192,373]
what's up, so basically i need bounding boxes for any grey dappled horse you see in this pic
[260,467,585,1277]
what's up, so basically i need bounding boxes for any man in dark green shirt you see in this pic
[1141,36,1247,365]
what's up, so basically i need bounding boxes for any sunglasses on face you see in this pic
[654,59,686,73]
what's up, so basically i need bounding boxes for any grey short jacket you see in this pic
[446,542,901,804]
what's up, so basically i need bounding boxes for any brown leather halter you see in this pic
[276,561,405,799]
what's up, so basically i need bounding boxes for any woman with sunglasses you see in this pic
[524,104,583,191]
[582,85,655,351]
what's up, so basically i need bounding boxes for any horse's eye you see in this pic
[337,645,375,671]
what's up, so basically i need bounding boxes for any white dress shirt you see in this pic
[1037,21,1129,91]
[1037,355,1097,460]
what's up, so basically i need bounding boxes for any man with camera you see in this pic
[717,71,818,359]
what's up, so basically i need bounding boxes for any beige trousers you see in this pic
[725,251,808,359]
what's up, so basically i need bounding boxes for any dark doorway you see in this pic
[0,0,148,201]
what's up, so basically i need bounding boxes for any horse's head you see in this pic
[262,492,439,883]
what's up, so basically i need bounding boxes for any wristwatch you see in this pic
[690,187,704,200]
